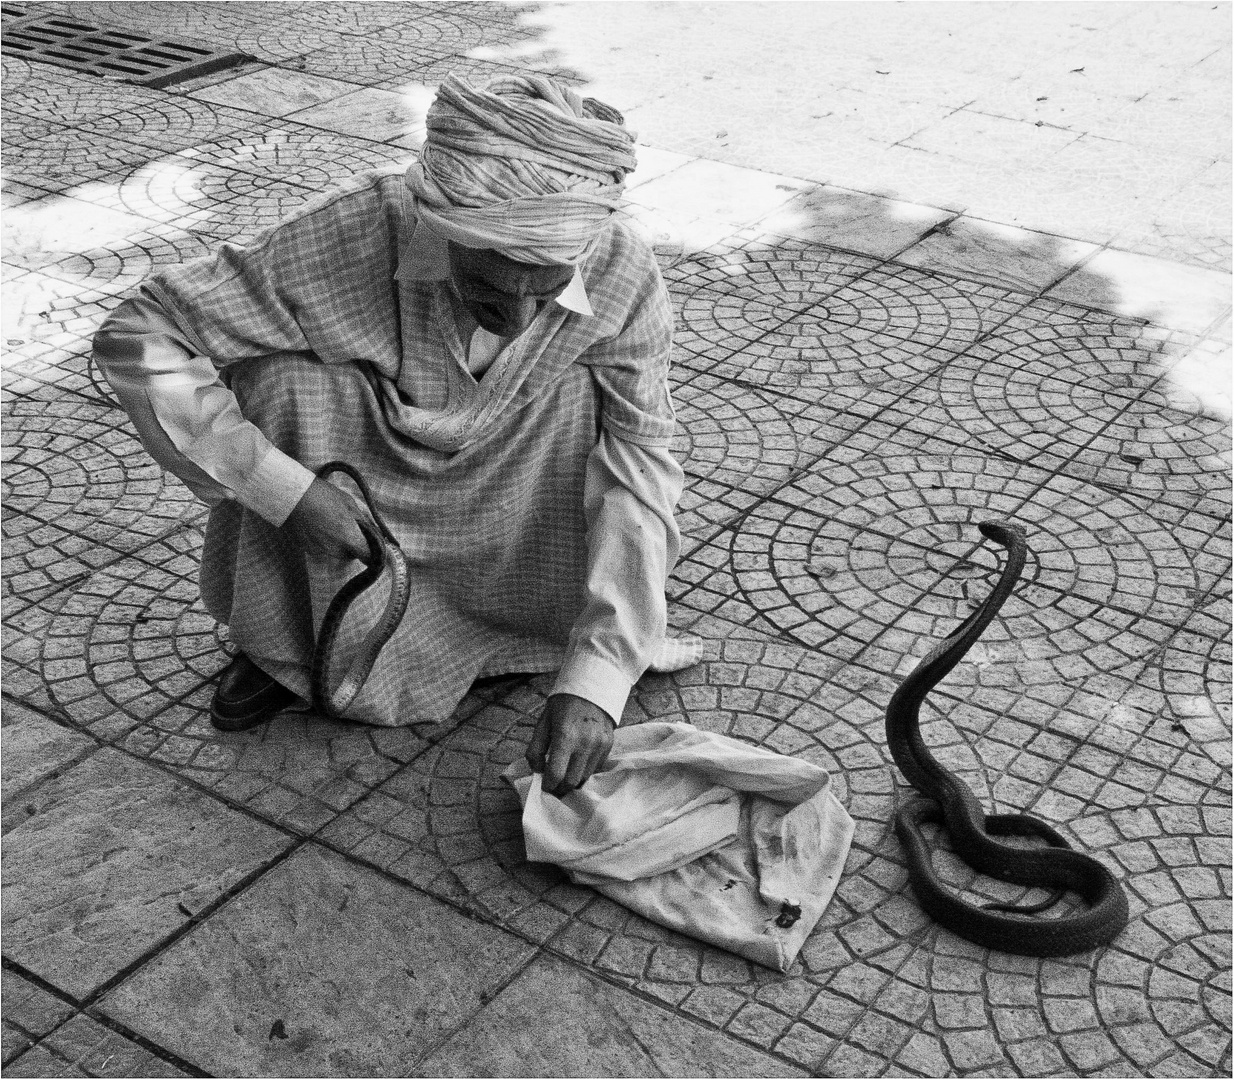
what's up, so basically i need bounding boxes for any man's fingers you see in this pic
[525,711,552,772]
[585,739,610,784]
[323,531,368,564]
[287,478,375,564]
[543,741,573,795]
[331,494,372,562]
[548,730,612,795]
[343,520,372,563]
[559,745,590,794]
[530,695,616,795]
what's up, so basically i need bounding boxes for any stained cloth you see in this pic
[94,169,703,725]
[504,722,856,972]
[405,74,637,265]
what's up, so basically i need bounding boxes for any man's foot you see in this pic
[210,653,297,732]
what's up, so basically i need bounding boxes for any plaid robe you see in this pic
[127,170,682,725]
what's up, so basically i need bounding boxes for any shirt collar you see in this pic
[396,217,594,318]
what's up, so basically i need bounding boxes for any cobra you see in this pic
[886,519,1130,956]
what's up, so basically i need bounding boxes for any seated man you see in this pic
[93,74,697,796]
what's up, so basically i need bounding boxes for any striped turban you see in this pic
[404,73,638,265]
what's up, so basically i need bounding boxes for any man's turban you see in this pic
[405,74,638,265]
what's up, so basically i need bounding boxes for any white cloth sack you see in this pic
[504,721,855,972]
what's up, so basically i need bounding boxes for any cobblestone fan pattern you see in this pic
[2,4,1230,1077]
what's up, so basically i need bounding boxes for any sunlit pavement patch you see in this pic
[53,155,319,246]
[1,273,126,404]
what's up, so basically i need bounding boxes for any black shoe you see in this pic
[210,653,297,732]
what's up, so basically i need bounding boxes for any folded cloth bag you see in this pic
[503,721,855,972]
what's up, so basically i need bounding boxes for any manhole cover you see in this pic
[1,8,252,87]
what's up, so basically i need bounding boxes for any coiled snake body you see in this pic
[887,520,1129,956]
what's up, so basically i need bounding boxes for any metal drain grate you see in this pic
[1,9,252,88]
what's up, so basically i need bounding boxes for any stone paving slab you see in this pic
[412,953,806,1078]
[1,272,127,404]
[539,3,1230,255]
[374,53,539,100]
[2,1013,191,1078]
[98,843,536,1076]
[1,2,1230,1076]
[1,970,76,1068]
[188,66,364,119]
[756,185,952,261]
[2,746,292,999]
[0,700,97,802]
[281,84,429,145]
[630,157,813,232]
[13,617,423,832]
[0,497,516,834]
[1047,245,1234,338]
[244,1,442,36]
[0,1043,91,1077]
[287,32,467,88]
[0,183,52,212]
[1111,159,1232,273]
[888,216,1101,295]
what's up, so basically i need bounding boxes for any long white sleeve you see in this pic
[550,429,685,724]
[93,293,315,525]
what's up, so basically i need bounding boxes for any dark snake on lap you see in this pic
[309,462,413,721]
[886,520,1129,956]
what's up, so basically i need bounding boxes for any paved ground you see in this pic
[2,1,1231,1077]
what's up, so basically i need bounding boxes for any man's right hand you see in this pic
[281,476,372,563]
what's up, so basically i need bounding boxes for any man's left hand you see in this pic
[525,693,615,796]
